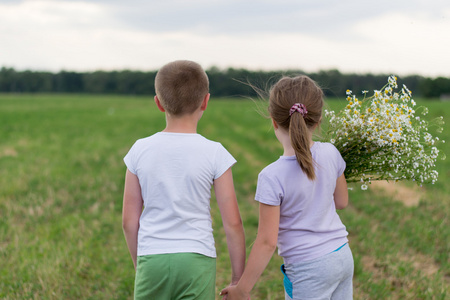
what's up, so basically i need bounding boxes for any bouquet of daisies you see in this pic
[322,76,444,189]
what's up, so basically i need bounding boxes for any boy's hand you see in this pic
[220,285,250,300]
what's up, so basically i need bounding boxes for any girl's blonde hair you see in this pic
[269,75,324,180]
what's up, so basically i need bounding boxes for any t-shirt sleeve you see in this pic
[214,143,237,179]
[333,145,346,177]
[123,142,137,175]
[255,172,282,206]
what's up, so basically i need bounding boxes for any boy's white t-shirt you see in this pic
[124,132,236,258]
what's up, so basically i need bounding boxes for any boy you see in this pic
[122,60,246,299]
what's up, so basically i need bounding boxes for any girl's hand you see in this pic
[220,285,250,300]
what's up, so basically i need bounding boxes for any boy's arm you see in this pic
[214,167,246,285]
[220,203,279,299]
[334,174,349,209]
[122,169,143,270]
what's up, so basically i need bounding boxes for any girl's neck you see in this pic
[275,127,314,156]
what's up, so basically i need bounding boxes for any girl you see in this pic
[221,75,353,300]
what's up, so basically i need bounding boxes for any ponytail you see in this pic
[268,75,324,181]
[289,111,316,180]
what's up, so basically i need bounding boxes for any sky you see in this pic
[1,0,449,77]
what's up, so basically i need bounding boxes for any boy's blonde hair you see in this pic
[269,75,324,181]
[155,60,209,116]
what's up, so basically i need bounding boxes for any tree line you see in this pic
[1,66,449,99]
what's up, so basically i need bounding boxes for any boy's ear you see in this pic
[154,96,165,112]
[200,93,210,111]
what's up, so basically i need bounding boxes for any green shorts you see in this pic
[134,252,216,300]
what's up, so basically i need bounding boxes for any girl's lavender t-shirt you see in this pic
[255,142,348,264]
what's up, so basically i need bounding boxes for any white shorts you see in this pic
[282,243,354,300]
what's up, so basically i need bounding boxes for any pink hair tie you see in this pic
[289,103,308,117]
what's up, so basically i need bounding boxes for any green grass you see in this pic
[0,94,449,299]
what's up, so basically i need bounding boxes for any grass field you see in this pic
[0,94,449,299]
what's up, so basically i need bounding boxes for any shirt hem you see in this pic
[137,247,216,258]
[282,237,348,264]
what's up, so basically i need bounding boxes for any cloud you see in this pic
[0,0,449,76]
[352,9,450,76]
[89,0,450,37]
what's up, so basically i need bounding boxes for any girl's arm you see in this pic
[214,168,246,285]
[334,174,349,209]
[221,203,280,300]
[122,169,143,270]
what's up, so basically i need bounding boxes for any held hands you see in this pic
[220,284,250,300]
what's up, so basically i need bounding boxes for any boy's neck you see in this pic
[155,93,209,134]
[162,112,201,134]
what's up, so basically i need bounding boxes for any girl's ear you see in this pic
[271,118,278,129]
[314,115,323,130]
[154,96,165,112]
